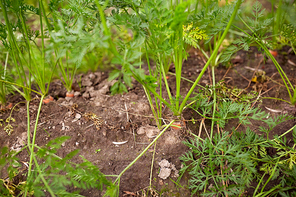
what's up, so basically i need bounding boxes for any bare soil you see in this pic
[1,46,296,196]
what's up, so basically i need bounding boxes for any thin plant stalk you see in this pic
[19,12,47,94]
[39,0,46,91]
[210,65,217,139]
[24,102,31,197]
[253,172,266,196]
[143,87,161,128]
[253,159,280,197]
[149,141,157,187]
[114,120,175,184]
[32,155,56,197]
[0,52,9,105]
[254,124,296,146]
[174,37,184,112]
[158,69,163,126]
[260,158,279,193]
[26,95,45,179]
[160,56,173,105]
[24,96,48,196]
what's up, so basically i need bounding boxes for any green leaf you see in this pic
[108,70,121,81]
[112,56,124,65]
[123,73,132,87]
[170,1,190,30]
[110,81,128,95]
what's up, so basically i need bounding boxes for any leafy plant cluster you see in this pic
[180,96,296,196]
[0,136,117,196]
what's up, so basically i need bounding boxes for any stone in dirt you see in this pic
[158,159,179,179]
[11,132,27,152]
[158,167,171,180]
[137,125,159,138]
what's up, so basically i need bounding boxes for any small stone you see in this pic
[89,90,101,98]
[75,113,82,119]
[137,125,159,138]
[82,92,90,99]
[159,179,164,186]
[231,55,243,64]
[82,79,92,87]
[159,159,170,168]
[89,73,96,79]
[158,168,171,180]
[98,85,109,95]
[137,126,146,135]
[65,96,72,101]
[74,91,81,97]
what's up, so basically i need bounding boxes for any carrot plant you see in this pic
[231,1,296,105]
[100,0,242,129]
[180,90,296,195]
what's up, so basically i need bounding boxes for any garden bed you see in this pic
[1,46,296,196]
[1,0,296,196]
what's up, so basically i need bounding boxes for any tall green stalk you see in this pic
[25,97,56,197]
[210,66,217,139]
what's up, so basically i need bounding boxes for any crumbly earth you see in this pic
[1,46,296,196]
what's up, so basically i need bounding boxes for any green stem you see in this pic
[149,141,157,187]
[27,95,45,177]
[143,87,160,128]
[95,0,118,57]
[178,0,242,114]
[0,79,42,96]
[160,58,173,105]
[33,155,56,196]
[210,66,217,139]
[260,158,280,194]
[253,124,296,146]
[174,34,184,113]
[114,120,175,184]
[134,74,176,114]
[253,172,266,196]
[24,101,31,197]
[158,68,163,126]
[39,0,46,93]
[168,72,206,89]
[261,97,291,104]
